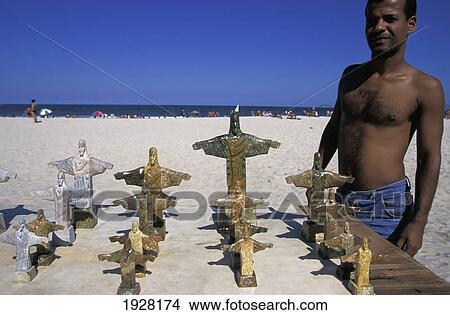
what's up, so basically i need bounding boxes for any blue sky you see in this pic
[1,0,449,106]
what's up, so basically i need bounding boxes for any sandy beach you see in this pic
[0,116,448,294]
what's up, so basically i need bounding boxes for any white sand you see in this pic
[0,117,448,294]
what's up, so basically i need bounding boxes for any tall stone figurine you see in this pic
[285,152,354,242]
[14,209,64,265]
[114,147,191,240]
[192,105,281,195]
[348,238,374,295]
[98,239,155,295]
[34,172,81,245]
[0,219,48,283]
[48,139,114,228]
[0,167,16,233]
[222,232,273,287]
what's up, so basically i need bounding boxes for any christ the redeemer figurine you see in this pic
[48,139,114,228]
[193,105,280,195]
[286,152,354,242]
[0,219,48,283]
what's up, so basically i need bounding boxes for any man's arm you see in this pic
[396,76,444,256]
[318,69,349,169]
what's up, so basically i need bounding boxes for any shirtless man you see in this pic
[319,0,444,256]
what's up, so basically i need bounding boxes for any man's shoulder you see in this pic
[342,63,365,76]
[408,66,444,105]
[407,65,443,92]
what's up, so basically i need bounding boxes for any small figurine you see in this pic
[114,147,190,240]
[318,190,359,258]
[285,152,354,242]
[0,219,48,283]
[109,221,159,278]
[348,238,374,295]
[48,139,114,228]
[98,239,155,295]
[193,105,280,195]
[222,233,273,287]
[13,209,64,265]
[33,172,82,245]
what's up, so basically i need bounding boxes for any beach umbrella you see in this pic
[92,111,103,117]
[40,108,52,116]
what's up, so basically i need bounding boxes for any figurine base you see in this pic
[155,224,166,241]
[135,264,147,278]
[37,253,57,266]
[73,208,98,229]
[117,283,141,295]
[13,266,37,283]
[348,280,374,295]
[236,271,257,288]
[318,243,345,259]
[336,262,355,280]
[301,220,324,243]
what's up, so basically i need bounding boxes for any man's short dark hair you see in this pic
[31,99,35,102]
[367,0,417,20]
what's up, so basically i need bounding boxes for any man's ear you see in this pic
[408,16,417,33]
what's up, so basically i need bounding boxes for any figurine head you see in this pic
[131,221,139,233]
[228,107,243,136]
[18,219,26,232]
[148,147,159,166]
[344,221,350,234]
[362,237,369,250]
[57,172,66,187]
[78,139,88,157]
[37,209,45,220]
[313,152,322,170]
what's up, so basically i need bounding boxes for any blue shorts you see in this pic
[336,178,414,241]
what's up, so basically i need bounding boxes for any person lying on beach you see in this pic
[318,0,444,256]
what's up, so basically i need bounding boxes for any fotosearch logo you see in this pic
[91,189,414,222]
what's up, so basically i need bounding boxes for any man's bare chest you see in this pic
[341,81,417,125]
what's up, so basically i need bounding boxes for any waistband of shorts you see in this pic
[338,178,409,195]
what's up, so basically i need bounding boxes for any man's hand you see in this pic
[395,221,426,257]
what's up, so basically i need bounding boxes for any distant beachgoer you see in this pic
[30,99,40,123]
[319,0,444,257]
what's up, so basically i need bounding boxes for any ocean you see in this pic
[0,104,333,118]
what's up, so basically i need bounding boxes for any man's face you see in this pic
[365,0,416,56]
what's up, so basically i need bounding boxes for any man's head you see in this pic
[148,147,159,166]
[78,139,87,157]
[31,99,36,103]
[365,0,417,57]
